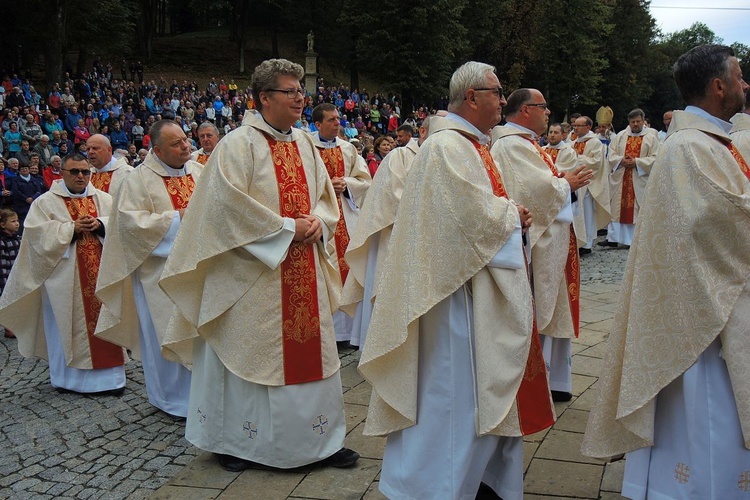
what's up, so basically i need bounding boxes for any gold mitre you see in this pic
[596,106,614,126]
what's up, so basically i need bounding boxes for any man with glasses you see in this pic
[0,153,128,395]
[95,120,201,420]
[359,62,554,500]
[603,108,659,248]
[87,134,134,196]
[158,59,359,472]
[492,89,592,404]
[572,116,610,254]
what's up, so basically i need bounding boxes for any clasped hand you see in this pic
[294,214,322,245]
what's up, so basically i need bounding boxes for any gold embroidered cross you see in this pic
[674,463,690,484]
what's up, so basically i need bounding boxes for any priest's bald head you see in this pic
[151,119,192,168]
[673,44,748,121]
[504,88,550,136]
[86,134,113,169]
[447,61,507,134]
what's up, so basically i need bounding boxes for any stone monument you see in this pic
[304,31,318,95]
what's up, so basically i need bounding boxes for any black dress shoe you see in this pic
[97,387,125,396]
[596,240,617,247]
[551,390,573,402]
[215,453,276,472]
[578,248,592,256]
[318,447,359,468]
[597,229,608,236]
[476,482,502,499]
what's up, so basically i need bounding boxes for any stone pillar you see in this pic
[304,51,318,95]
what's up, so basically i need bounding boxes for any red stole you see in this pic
[728,142,750,182]
[547,148,560,164]
[526,138,580,338]
[316,146,350,284]
[619,136,643,224]
[91,171,114,193]
[470,138,555,435]
[196,153,209,165]
[162,175,196,210]
[572,140,586,156]
[264,133,323,385]
[64,196,124,368]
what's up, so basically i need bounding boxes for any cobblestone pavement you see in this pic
[1,243,628,500]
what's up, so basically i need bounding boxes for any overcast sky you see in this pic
[649,1,750,46]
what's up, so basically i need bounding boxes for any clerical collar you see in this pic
[445,112,492,145]
[97,157,117,173]
[627,128,648,137]
[505,121,537,139]
[315,133,337,148]
[546,141,564,149]
[62,183,89,198]
[152,153,186,177]
[575,131,596,142]
[260,113,292,135]
[685,105,734,134]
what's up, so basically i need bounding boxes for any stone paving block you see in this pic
[217,468,306,499]
[169,452,240,489]
[291,458,381,499]
[601,459,626,492]
[340,362,365,389]
[150,485,221,500]
[523,440,539,473]
[580,307,614,324]
[344,422,385,460]
[584,319,614,334]
[553,408,590,434]
[535,430,604,465]
[600,492,626,500]
[572,373,597,396]
[362,481,387,499]
[524,458,603,498]
[570,386,599,411]
[523,496,578,499]
[342,380,372,405]
[523,427,551,443]
[572,354,603,378]
[344,402,369,434]
[577,341,608,359]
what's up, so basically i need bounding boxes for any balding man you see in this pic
[190,122,220,165]
[87,134,134,196]
[657,110,673,142]
[96,120,203,419]
[492,89,591,402]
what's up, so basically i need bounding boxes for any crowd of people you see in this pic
[0,44,749,500]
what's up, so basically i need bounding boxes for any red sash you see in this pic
[619,136,643,224]
[265,133,323,385]
[90,171,113,193]
[526,138,580,338]
[196,153,209,165]
[64,197,124,368]
[728,142,750,182]
[547,148,560,164]
[162,175,196,210]
[470,138,555,435]
[572,141,586,155]
[317,146,350,284]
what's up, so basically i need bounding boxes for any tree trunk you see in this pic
[76,47,89,78]
[44,0,66,88]
[138,0,156,61]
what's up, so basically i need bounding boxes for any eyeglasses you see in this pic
[62,168,91,176]
[467,87,504,99]
[525,102,549,110]
[265,88,305,99]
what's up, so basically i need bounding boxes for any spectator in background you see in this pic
[109,121,129,151]
[368,135,391,177]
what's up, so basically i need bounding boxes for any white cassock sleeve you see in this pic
[242,217,296,269]
[556,184,574,223]
[488,225,525,269]
[151,211,181,258]
[636,164,647,177]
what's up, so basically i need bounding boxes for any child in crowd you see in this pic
[0,208,21,338]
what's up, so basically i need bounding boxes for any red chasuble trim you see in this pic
[264,133,324,385]
[90,171,113,193]
[317,146,350,284]
[525,138,581,339]
[572,141,586,156]
[728,142,750,182]
[470,138,556,435]
[196,153,209,165]
[162,175,196,210]
[619,136,643,224]
[64,197,124,368]
[547,148,560,164]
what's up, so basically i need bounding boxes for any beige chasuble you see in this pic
[573,132,611,230]
[607,128,659,224]
[90,157,134,196]
[545,142,586,247]
[731,112,750,160]
[582,110,750,458]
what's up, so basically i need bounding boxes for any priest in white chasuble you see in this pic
[491,89,592,403]
[341,115,442,350]
[95,120,202,419]
[603,108,659,247]
[582,44,750,500]
[311,103,371,343]
[731,105,750,159]
[572,116,610,253]
[0,153,127,394]
[544,122,587,248]
[359,62,555,500]
[189,122,220,165]
[158,59,359,472]
[86,134,134,197]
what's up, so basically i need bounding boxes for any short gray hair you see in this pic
[197,122,220,135]
[252,59,304,112]
[448,61,496,112]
